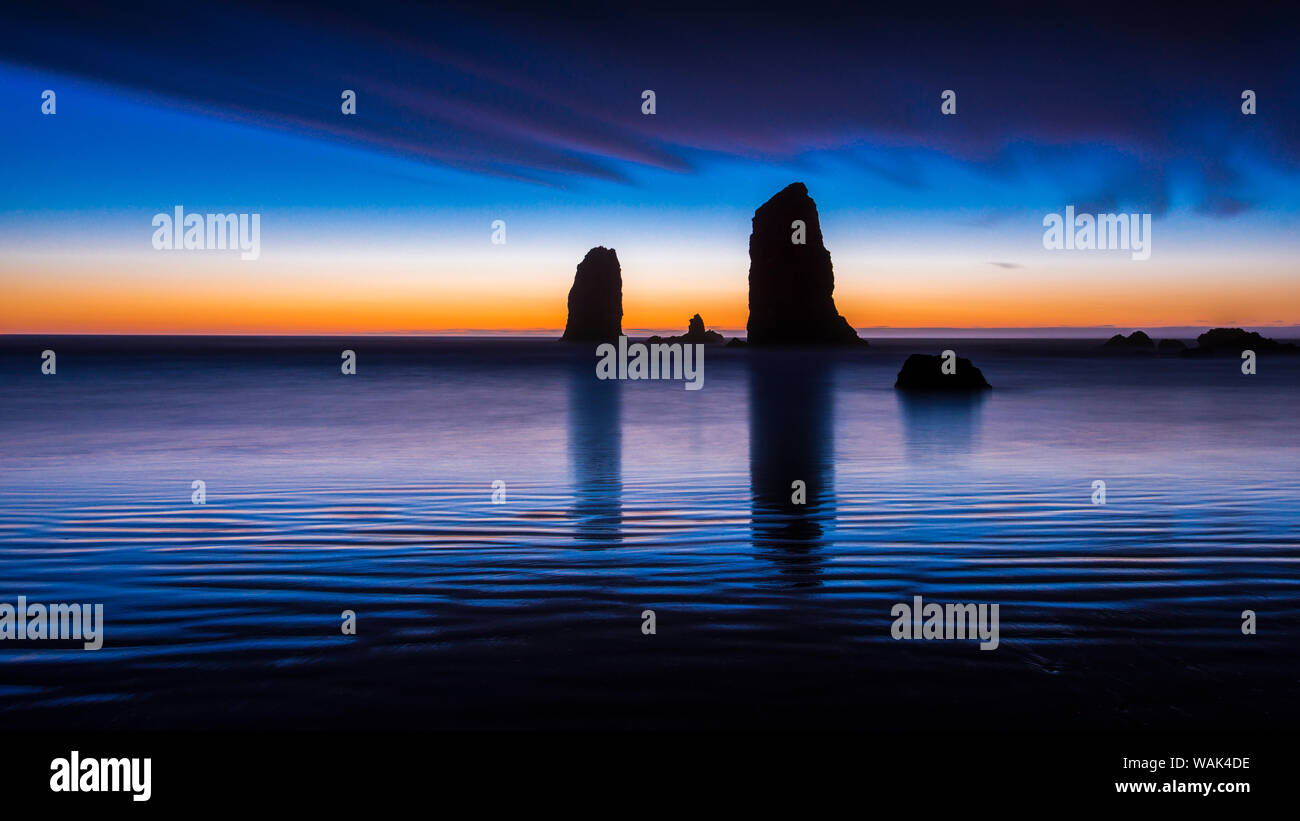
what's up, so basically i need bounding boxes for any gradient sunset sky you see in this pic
[2,2,1297,335]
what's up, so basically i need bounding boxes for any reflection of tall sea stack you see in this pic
[561,246,622,342]
[747,182,863,345]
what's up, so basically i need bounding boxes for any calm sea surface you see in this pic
[0,337,1297,730]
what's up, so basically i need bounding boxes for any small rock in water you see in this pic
[894,353,992,391]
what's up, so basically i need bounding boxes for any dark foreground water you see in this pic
[0,336,1296,731]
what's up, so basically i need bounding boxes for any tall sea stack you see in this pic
[561,246,622,342]
[746,182,863,345]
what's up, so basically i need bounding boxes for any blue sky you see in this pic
[1,2,1297,333]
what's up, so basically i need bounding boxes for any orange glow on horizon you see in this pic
[3,260,1297,335]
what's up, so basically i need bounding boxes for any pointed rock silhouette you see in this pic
[648,314,726,344]
[561,247,622,342]
[746,182,863,345]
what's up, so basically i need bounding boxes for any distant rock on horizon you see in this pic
[894,353,992,391]
[647,314,726,345]
[1102,330,1154,350]
[561,247,622,342]
[1182,327,1300,357]
[746,182,864,346]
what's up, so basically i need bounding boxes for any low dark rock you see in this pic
[894,353,991,391]
[1156,339,1187,352]
[1102,330,1154,350]
[1181,327,1300,357]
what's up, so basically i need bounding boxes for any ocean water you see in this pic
[0,336,1297,731]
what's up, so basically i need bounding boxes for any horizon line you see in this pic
[5,324,1299,340]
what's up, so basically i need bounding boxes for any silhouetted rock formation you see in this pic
[561,247,622,342]
[1102,330,1154,350]
[1182,327,1299,357]
[894,354,991,391]
[1157,339,1187,353]
[647,314,726,345]
[746,182,864,346]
